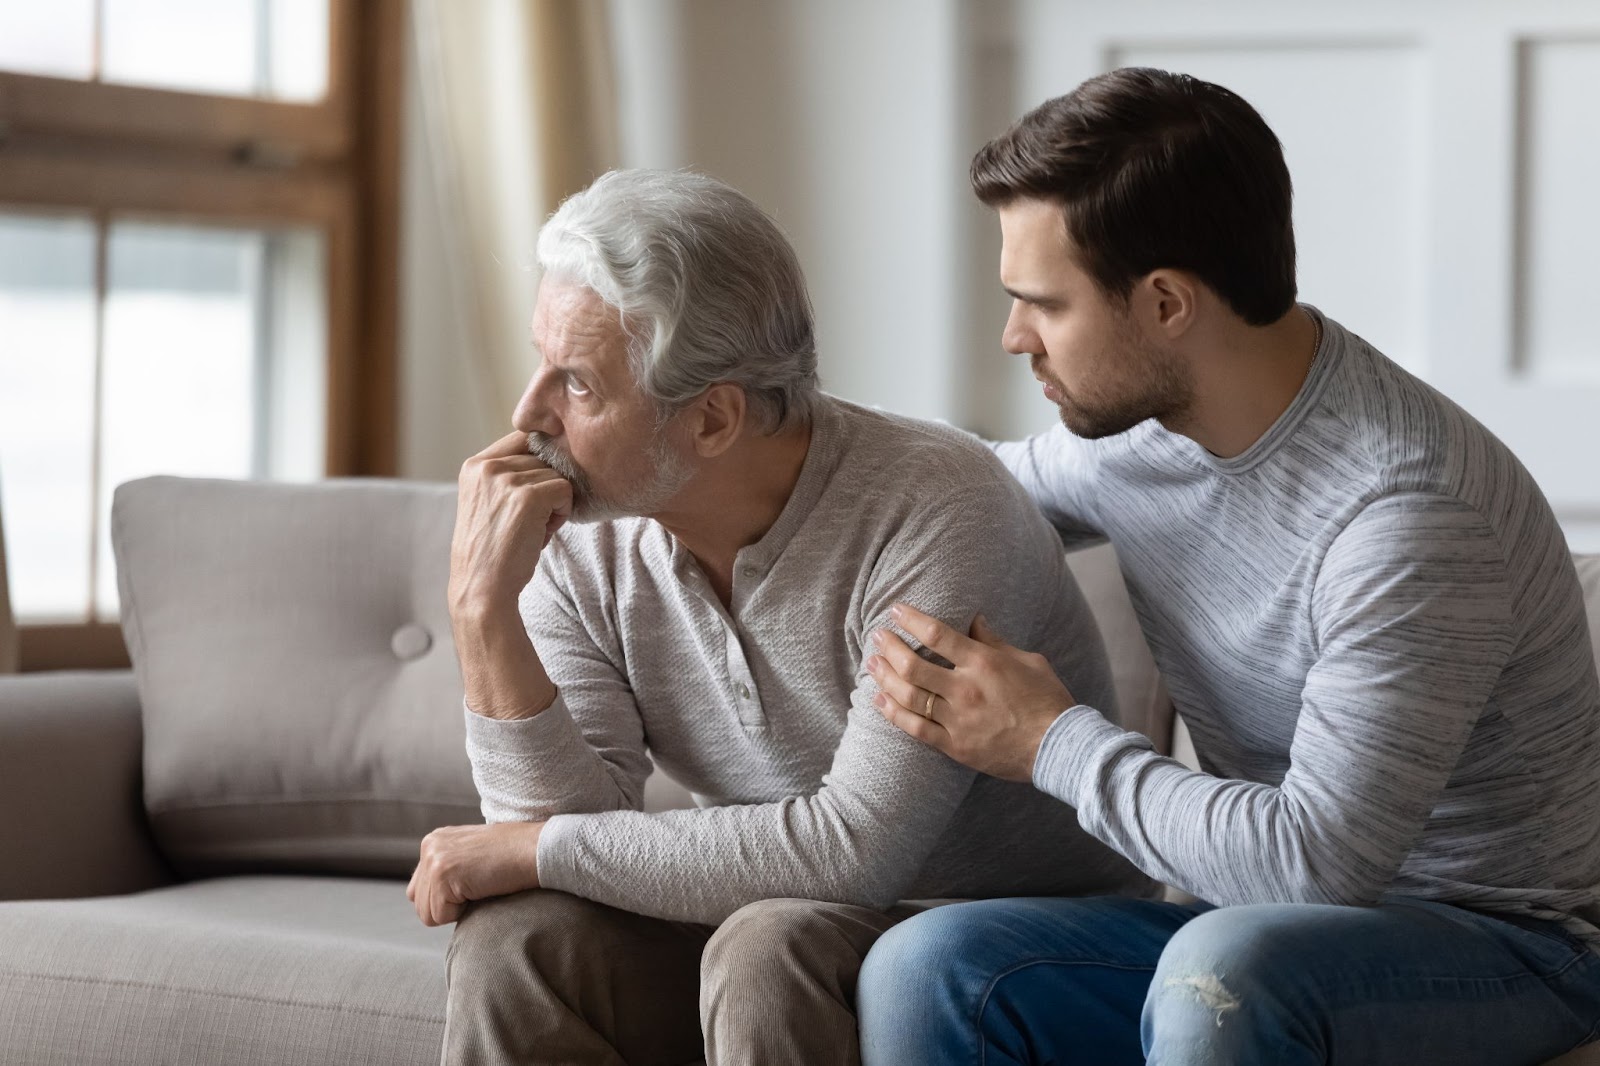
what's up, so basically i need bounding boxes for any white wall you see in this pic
[610,0,974,425]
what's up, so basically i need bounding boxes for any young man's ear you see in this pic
[686,384,747,458]
[1136,270,1200,342]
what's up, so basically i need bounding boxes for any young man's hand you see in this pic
[867,604,1078,782]
[407,821,545,927]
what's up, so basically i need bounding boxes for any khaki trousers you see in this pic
[441,889,919,1066]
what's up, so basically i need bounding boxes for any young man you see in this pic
[405,169,1147,1065]
[858,67,1600,1065]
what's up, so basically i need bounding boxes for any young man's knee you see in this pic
[1147,905,1311,1026]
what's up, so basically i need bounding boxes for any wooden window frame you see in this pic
[0,0,404,671]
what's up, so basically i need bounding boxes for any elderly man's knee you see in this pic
[703,897,855,991]
[447,888,594,978]
[705,898,828,965]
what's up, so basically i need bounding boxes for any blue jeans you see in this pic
[856,896,1600,1065]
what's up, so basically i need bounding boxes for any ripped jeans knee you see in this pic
[1160,972,1243,1027]
[1142,904,1312,1065]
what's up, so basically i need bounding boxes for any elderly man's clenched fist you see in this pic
[444,430,568,724]
[448,430,574,616]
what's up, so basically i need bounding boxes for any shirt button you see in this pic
[741,565,758,578]
[737,683,751,700]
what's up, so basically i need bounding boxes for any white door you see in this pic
[992,0,1600,550]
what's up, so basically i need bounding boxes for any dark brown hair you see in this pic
[972,67,1296,325]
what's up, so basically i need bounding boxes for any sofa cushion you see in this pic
[0,876,449,1065]
[114,477,481,878]
[1066,542,1173,750]
[1576,554,1600,666]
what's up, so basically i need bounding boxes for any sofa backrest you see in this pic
[1577,555,1600,665]
[114,476,481,879]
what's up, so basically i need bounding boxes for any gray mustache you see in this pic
[526,433,586,490]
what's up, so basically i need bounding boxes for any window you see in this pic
[0,0,330,99]
[0,0,402,669]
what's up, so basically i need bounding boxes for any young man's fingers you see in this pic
[969,612,1009,648]
[891,603,977,663]
[866,653,927,711]
[874,629,957,698]
[875,689,952,751]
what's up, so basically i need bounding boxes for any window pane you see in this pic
[100,0,329,101]
[0,0,96,79]
[92,220,326,617]
[0,212,98,622]
[267,0,330,103]
[102,0,258,96]
[260,229,328,480]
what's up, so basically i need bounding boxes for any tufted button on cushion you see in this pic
[390,623,433,661]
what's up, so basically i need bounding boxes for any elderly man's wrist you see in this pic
[450,595,523,633]
[465,680,558,721]
[519,821,545,888]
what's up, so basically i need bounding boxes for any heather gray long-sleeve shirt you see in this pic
[1004,308,1600,944]
[464,396,1150,925]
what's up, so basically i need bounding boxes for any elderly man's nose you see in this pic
[513,378,559,435]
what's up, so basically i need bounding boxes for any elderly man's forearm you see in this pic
[452,605,558,721]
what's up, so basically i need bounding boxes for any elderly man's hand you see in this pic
[865,604,1078,782]
[406,822,545,927]
[449,430,574,617]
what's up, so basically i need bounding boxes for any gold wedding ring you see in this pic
[922,691,938,720]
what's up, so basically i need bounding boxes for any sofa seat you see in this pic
[0,876,450,1066]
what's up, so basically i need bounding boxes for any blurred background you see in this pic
[1,0,1596,671]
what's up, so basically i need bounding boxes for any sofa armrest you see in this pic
[0,670,172,900]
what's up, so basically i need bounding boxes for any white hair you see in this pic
[535,169,819,433]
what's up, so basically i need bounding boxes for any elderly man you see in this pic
[404,169,1149,1066]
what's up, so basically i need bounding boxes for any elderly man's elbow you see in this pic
[833,860,915,912]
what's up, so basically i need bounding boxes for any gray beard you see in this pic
[526,431,694,522]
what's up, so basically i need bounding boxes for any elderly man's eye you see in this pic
[565,375,592,397]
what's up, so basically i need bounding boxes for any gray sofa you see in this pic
[0,476,1595,1064]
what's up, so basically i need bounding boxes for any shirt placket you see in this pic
[725,551,766,730]
[676,550,767,732]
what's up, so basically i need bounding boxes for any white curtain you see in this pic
[408,0,618,445]
[0,483,17,673]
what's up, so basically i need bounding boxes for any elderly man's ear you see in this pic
[685,383,748,458]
